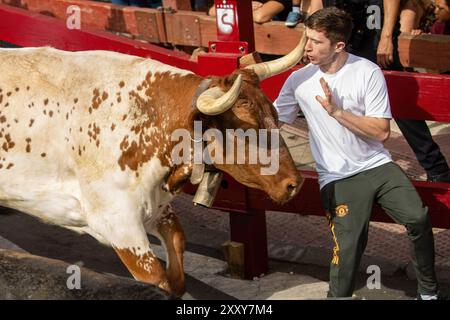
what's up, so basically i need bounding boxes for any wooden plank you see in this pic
[162,0,192,11]
[198,14,217,47]
[165,10,202,46]
[254,21,305,55]
[221,241,245,279]
[155,8,168,44]
[0,0,305,54]
[398,33,450,70]
[4,0,450,62]
[0,4,197,71]
[0,0,163,43]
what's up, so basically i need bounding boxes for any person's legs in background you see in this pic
[285,0,304,27]
[383,23,450,182]
[396,120,450,182]
[286,0,323,27]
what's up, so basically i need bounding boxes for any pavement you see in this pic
[1,118,450,300]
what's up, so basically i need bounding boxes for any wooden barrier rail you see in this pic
[3,0,450,68]
[399,33,450,71]
[0,0,303,55]
[1,4,449,279]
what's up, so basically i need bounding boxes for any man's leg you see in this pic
[375,162,438,295]
[395,119,450,182]
[285,0,303,27]
[320,175,374,297]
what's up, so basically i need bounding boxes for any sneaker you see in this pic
[285,11,303,28]
[416,292,447,300]
[427,171,450,183]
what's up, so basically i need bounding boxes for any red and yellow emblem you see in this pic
[335,204,349,217]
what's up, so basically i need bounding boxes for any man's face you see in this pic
[434,0,450,23]
[305,28,342,66]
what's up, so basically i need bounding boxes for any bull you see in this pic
[0,35,306,297]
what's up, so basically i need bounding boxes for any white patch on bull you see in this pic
[0,47,185,257]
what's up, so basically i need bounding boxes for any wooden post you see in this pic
[162,0,192,11]
[221,240,245,278]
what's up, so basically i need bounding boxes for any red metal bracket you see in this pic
[209,40,248,55]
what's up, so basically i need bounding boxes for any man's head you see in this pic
[304,7,353,65]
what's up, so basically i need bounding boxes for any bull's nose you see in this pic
[283,176,303,197]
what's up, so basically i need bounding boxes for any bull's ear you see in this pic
[239,51,263,68]
[187,107,202,132]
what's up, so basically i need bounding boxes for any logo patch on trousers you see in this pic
[335,204,349,217]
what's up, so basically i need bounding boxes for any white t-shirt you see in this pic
[274,53,393,189]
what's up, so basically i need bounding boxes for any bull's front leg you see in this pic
[85,207,172,294]
[147,205,186,297]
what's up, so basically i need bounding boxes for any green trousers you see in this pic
[320,162,438,297]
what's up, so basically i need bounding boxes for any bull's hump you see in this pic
[0,47,198,179]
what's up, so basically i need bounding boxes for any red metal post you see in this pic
[208,0,254,54]
[197,1,255,77]
[229,210,268,279]
[206,1,267,279]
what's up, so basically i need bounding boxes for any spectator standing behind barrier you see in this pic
[429,0,450,34]
[209,0,292,23]
[399,0,435,34]
[285,0,323,27]
[410,0,450,35]
[320,0,450,183]
[274,7,443,300]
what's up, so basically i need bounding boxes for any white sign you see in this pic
[217,4,235,35]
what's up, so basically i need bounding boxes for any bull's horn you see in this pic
[245,31,307,80]
[196,74,242,115]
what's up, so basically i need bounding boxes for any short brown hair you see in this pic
[305,7,354,44]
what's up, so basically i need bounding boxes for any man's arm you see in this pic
[273,73,301,126]
[316,78,390,143]
[329,108,390,143]
[377,0,401,69]
[253,1,285,23]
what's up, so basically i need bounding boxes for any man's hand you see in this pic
[377,35,395,69]
[315,78,342,117]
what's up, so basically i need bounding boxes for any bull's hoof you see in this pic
[172,285,186,298]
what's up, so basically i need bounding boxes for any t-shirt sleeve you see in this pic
[364,68,392,119]
[274,74,300,124]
